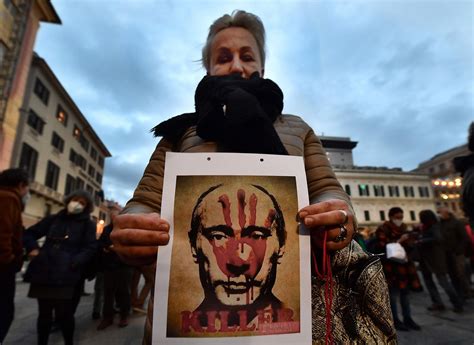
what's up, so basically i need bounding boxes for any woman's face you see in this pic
[209,27,263,78]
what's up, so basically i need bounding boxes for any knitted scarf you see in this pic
[152,72,288,155]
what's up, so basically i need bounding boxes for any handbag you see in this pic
[386,242,408,263]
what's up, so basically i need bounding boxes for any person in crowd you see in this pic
[417,210,463,312]
[454,122,474,231]
[110,10,395,344]
[373,207,422,331]
[0,168,30,344]
[130,264,155,314]
[454,122,474,288]
[438,207,472,300]
[97,214,133,330]
[23,190,97,345]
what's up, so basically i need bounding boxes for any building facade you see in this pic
[319,136,435,229]
[12,54,111,226]
[334,167,435,229]
[413,144,469,218]
[0,0,60,170]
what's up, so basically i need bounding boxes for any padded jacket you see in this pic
[123,114,358,344]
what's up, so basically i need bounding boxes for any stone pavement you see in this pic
[4,277,474,344]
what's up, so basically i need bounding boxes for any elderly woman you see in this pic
[111,10,395,344]
[23,190,97,345]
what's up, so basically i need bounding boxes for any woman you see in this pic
[23,190,97,345]
[417,209,463,312]
[111,10,395,344]
[374,207,422,331]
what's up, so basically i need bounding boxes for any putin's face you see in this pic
[191,185,284,306]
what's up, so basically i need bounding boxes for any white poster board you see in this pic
[153,152,312,345]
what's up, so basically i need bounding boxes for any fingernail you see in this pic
[305,218,313,226]
[159,233,170,242]
[158,224,169,231]
[299,211,308,219]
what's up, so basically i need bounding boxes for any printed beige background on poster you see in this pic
[167,175,300,337]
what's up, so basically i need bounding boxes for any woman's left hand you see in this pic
[298,199,355,251]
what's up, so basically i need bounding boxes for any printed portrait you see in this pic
[167,175,300,338]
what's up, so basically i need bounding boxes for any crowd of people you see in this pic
[366,206,473,333]
[0,8,473,345]
[0,175,152,345]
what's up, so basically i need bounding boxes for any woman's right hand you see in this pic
[110,213,170,266]
[28,249,40,260]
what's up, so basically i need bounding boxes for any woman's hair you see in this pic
[64,189,94,214]
[202,10,266,72]
[419,209,438,225]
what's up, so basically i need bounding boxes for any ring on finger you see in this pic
[339,209,349,225]
[334,224,348,243]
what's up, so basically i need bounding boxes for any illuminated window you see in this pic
[56,105,68,126]
[73,125,81,139]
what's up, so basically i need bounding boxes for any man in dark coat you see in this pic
[417,210,463,312]
[438,207,471,301]
[0,168,29,344]
[96,215,133,330]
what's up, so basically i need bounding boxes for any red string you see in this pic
[311,230,333,345]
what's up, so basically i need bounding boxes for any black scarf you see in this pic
[152,72,288,155]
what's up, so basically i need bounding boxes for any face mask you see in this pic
[21,192,31,205]
[392,219,403,227]
[67,201,84,214]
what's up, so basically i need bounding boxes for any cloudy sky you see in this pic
[35,0,473,206]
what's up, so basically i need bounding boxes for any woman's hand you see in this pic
[28,249,40,260]
[110,213,170,266]
[298,199,355,251]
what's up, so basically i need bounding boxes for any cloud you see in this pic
[34,0,473,205]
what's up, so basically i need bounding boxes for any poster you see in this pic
[153,153,312,345]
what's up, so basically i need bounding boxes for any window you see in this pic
[409,210,416,221]
[19,142,38,180]
[439,163,446,171]
[98,155,104,168]
[27,109,45,134]
[51,132,64,152]
[373,185,385,197]
[403,186,415,197]
[76,177,85,190]
[96,172,103,184]
[65,174,75,195]
[86,184,94,195]
[73,125,81,139]
[56,105,68,126]
[364,210,370,221]
[379,210,386,221]
[358,184,370,196]
[418,186,430,198]
[90,147,98,160]
[80,135,89,151]
[344,184,351,196]
[88,164,95,178]
[99,211,107,221]
[69,149,86,170]
[45,160,60,190]
[94,190,102,206]
[388,185,400,197]
[33,78,50,105]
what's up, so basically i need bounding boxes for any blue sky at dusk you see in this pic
[35,0,473,205]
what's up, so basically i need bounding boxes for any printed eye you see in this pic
[250,231,267,240]
[209,232,228,241]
